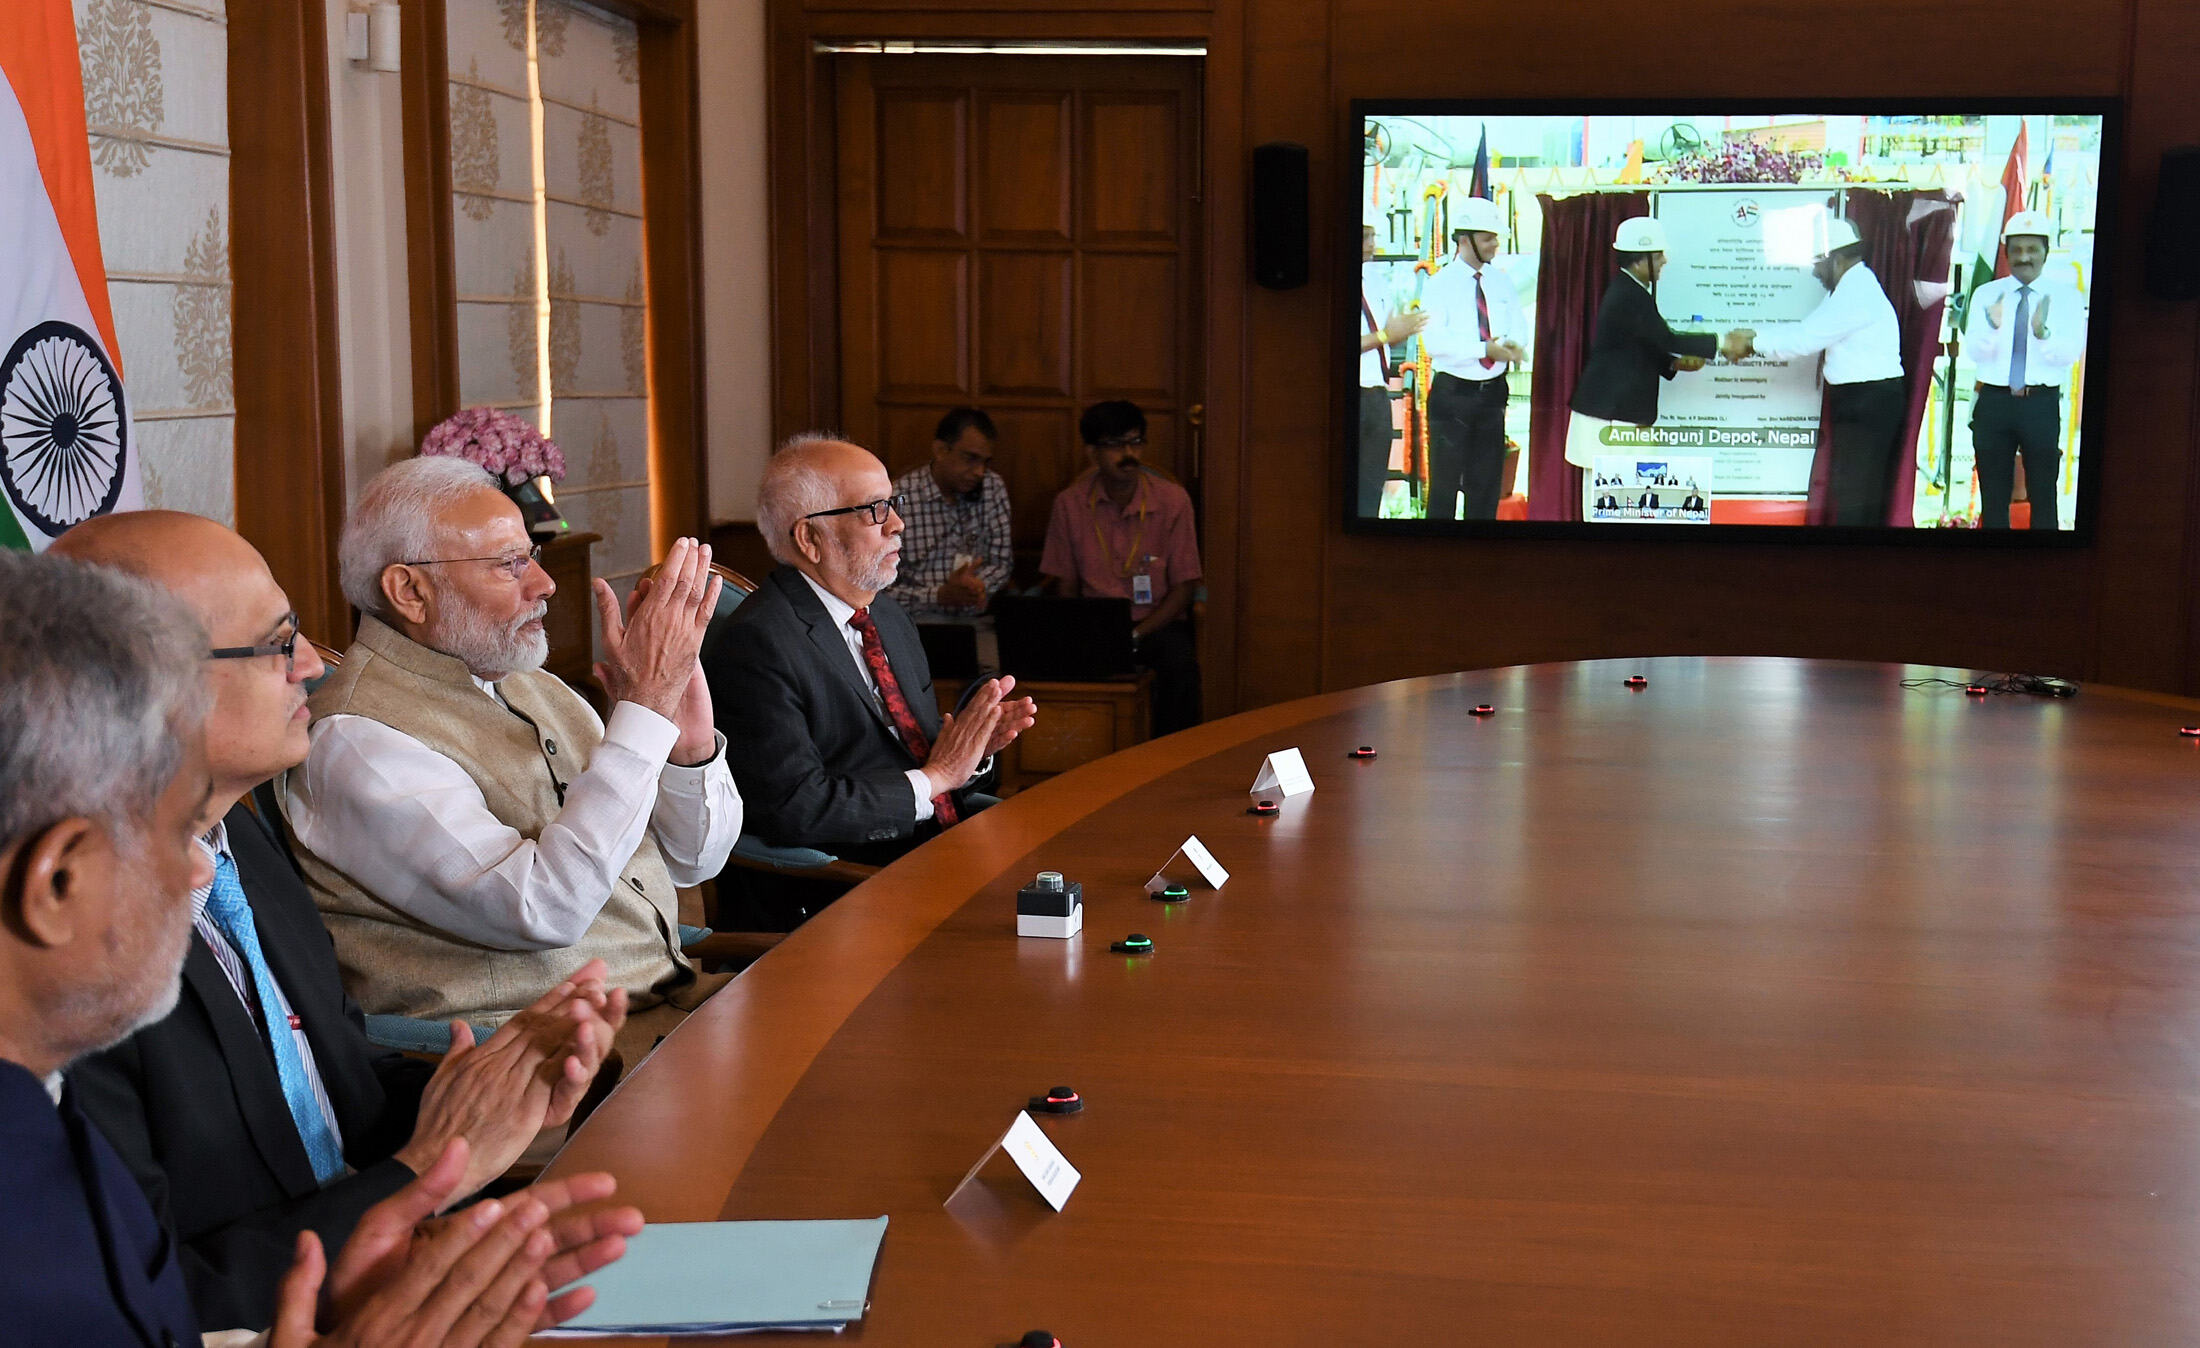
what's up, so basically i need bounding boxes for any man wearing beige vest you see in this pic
[287,457,742,1065]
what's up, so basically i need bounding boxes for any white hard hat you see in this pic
[1453,195,1504,236]
[2001,209,2052,242]
[1613,217,1668,253]
[1812,217,1864,259]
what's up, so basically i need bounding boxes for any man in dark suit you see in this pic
[53,512,624,1332]
[0,547,640,1346]
[1565,217,1720,512]
[707,436,1035,874]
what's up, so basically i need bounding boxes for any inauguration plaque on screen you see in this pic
[1342,99,2117,543]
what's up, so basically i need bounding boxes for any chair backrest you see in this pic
[638,560,756,663]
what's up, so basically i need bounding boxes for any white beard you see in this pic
[436,599,550,680]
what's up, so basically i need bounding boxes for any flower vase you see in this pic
[506,472,569,537]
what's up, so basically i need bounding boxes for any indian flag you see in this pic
[0,2,139,551]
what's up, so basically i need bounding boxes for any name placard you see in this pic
[1144,834,1229,894]
[1249,746,1315,798]
[946,1110,1082,1212]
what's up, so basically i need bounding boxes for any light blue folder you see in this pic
[543,1217,889,1336]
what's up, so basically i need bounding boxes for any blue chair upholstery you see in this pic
[362,1014,499,1056]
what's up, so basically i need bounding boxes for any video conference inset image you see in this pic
[1351,106,2109,534]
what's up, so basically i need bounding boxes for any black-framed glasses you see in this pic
[209,612,308,669]
[795,495,906,533]
[401,544,542,580]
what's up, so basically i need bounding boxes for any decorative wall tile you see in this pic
[135,416,233,525]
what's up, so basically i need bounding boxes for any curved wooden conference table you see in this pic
[547,658,2200,1344]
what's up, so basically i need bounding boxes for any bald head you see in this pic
[54,510,322,810]
[758,434,903,605]
[54,510,280,641]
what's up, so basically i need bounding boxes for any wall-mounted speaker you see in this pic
[2145,146,2200,302]
[1251,141,1310,290]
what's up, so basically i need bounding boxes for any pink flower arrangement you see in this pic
[419,406,567,485]
[1655,142,1831,186]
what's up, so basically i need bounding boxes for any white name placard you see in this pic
[946,1110,1082,1212]
[1145,834,1229,894]
[1249,746,1315,798]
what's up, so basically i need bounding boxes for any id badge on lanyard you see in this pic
[1131,571,1155,606]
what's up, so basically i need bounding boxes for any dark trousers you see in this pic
[1425,371,1508,521]
[1137,620,1201,737]
[1358,387,1394,518]
[1971,385,2063,530]
[1826,376,1906,527]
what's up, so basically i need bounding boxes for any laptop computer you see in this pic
[914,622,981,681]
[990,596,1136,681]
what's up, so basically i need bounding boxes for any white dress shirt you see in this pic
[798,571,939,822]
[1750,262,1904,385]
[1963,272,2088,389]
[289,686,740,952]
[1360,262,1396,387]
[1418,254,1525,380]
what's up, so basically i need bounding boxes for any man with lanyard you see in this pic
[1726,218,1906,526]
[1416,196,1527,521]
[1963,210,2088,530]
[1040,400,1204,736]
[1358,223,1428,518]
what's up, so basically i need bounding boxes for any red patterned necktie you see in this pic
[847,607,960,826]
[1474,271,1495,369]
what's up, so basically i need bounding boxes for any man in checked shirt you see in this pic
[885,407,1014,621]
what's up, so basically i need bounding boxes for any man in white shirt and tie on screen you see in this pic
[1962,210,2088,530]
[1417,196,1526,522]
[1727,218,1907,527]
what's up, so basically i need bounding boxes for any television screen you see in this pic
[1345,101,2115,540]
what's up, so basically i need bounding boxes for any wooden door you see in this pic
[834,55,1204,572]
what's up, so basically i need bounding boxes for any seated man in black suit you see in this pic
[1564,217,1719,514]
[706,435,1036,873]
[0,547,639,1346]
[54,511,624,1332]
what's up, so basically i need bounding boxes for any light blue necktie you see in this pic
[203,852,346,1184]
[2009,284,2032,389]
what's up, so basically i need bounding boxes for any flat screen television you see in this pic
[1343,99,2118,542]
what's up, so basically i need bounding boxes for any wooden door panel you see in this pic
[987,406,1080,553]
[977,94,1071,244]
[837,56,1200,572]
[1080,252,1177,401]
[875,251,970,399]
[1082,94,1180,246]
[876,90,969,241]
[979,252,1073,398]
[877,405,947,481]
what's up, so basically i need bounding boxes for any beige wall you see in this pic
[321,0,771,522]
[696,0,771,523]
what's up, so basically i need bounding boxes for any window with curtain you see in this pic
[75,0,233,526]
[445,0,649,609]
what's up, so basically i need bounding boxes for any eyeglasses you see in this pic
[795,495,906,532]
[401,544,543,581]
[207,614,342,673]
[1093,434,1146,450]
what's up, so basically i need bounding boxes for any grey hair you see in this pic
[339,456,501,617]
[758,432,854,565]
[0,548,209,850]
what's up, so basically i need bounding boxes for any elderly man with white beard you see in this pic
[285,457,742,1064]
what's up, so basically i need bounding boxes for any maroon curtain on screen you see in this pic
[1803,189,1958,525]
[1527,191,1650,522]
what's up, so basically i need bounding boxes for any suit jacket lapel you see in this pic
[183,935,320,1195]
[776,568,896,734]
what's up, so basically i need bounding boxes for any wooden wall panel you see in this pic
[229,0,347,642]
[766,0,2200,712]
